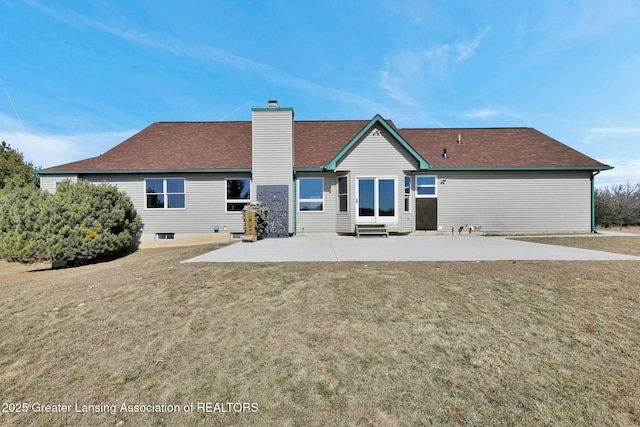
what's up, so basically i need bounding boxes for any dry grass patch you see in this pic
[600,226,640,234]
[514,235,640,257]
[0,244,639,426]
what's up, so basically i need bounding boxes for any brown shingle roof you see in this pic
[400,127,608,169]
[46,121,253,171]
[43,119,609,172]
[293,120,371,168]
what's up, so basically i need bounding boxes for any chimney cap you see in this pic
[267,100,279,108]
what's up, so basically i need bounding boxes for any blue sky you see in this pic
[1,0,639,186]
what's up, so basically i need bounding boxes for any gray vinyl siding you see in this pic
[82,173,249,235]
[337,126,418,233]
[252,109,294,233]
[437,171,592,233]
[40,174,78,193]
[295,172,337,233]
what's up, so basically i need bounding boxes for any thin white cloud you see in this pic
[563,0,640,40]
[378,71,416,107]
[269,74,383,112]
[382,27,490,111]
[587,127,640,134]
[595,157,640,186]
[1,113,133,168]
[455,27,490,61]
[218,101,255,121]
[583,127,640,144]
[0,78,23,129]
[463,108,521,119]
[425,44,451,60]
[423,27,490,66]
[24,0,382,113]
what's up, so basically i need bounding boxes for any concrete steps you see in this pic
[355,224,389,238]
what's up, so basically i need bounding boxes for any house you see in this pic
[40,100,612,246]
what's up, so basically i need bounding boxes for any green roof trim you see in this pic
[251,107,294,112]
[425,165,614,172]
[324,114,431,171]
[293,167,326,173]
[38,168,253,175]
[39,165,611,176]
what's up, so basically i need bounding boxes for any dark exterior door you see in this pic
[257,185,289,238]
[416,198,438,230]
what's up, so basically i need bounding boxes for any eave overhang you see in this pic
[423,165,614,172]
[38,168,253,175]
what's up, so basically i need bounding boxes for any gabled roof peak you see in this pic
[324,114,430,171]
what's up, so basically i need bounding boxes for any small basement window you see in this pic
[156,233,175,241]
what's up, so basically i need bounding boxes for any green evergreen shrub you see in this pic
[0,180,141,265]
[0,186,50,263]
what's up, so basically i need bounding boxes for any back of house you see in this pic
[40,100,611,246]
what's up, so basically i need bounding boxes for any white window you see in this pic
[145,178,185,209]
[416,176,437,198]
[298,178,324,211]
[404,176,411,212]
[338,176,348,213]
[156,233,175,240]
[226,178,251,212]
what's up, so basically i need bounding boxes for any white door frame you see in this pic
[355,176,398,224]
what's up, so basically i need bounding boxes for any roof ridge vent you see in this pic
[267,100,279,108]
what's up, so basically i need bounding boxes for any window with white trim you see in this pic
[298,178,324,211]
[145,178,185,209]
[416,175,437,197]
[156,233,175,240]
[404,176,411,212]
[338,176,348,213]
[226,178,251,212]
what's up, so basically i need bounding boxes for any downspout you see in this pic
[293,173,297,235]
[591,170,601,233]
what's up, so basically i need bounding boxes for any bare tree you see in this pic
[596,182,640,229]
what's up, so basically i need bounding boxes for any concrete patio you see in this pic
[184,233,640,263]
